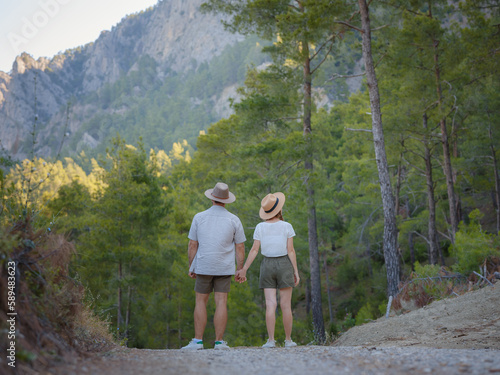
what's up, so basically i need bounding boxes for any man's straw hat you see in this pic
[204,182,236,204]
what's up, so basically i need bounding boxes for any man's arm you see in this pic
[235,242,245,271]
[188,240,199,278]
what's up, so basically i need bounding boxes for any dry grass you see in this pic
[73,304,115,352]
[393,258,500,313]
[0,218,116,374]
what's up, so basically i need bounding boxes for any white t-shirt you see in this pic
[188,205,246,275]
[253,220,296,257]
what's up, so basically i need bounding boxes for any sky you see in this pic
[0,0,159,73]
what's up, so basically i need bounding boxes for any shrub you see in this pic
[414,261,441,278]
[355,302,376,325]
[452,209,500,275]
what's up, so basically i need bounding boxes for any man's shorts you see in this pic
[259,255,295,289]
[195,275,232,294]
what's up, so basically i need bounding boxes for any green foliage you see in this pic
[355,302,378,326]
[452,210,500,275]
[414,262,441,278]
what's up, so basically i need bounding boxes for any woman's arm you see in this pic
[238,240,261,281]
[287,237,300,286]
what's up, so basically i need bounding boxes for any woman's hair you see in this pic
[268,210,283,221]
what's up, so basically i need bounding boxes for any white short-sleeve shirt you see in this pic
[253,220,295,257]
[188,205,246,275]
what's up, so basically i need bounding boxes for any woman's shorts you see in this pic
[259,255,295,289]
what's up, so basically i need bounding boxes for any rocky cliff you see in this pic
[0,0,244,159]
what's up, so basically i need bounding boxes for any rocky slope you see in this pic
[0,0,243,159]
[334,281,500,350]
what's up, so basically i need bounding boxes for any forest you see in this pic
[1,0,499,355]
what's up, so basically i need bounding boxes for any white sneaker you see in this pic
[284,339,297,348]
[181,338,203,350]
[262,339,276,348]
[214,340,230,350]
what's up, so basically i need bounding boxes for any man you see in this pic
[181,182,246,350]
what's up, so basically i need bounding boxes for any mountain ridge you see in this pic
[0,0,245,160]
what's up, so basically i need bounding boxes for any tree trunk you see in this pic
[365,242,373,278]
[302,35,325,343]
[117,260,122,337]
[452,118,462,224]
[166,290,171,349]
[423,113,440,265]
[178,300,182,348]
[323,253,334,324]
[305,277,311,315]
[409,231,415,272]
[395,138,405,216]
[125,285,132,341]
[358,0,400,298]
[433,39,458,242]
[489,123,500,234]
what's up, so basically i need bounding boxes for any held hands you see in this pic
[235,269,247,284]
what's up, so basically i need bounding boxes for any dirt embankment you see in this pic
[333,281,500,349]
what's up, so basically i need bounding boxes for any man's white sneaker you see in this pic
[214,340,230,350]
[284,340,297,348]
[181,338,204,350]
[262,339,276,348]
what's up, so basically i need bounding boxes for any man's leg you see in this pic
[213,292,228,341]
[194,292,210,340]
[279,287,293,341]
[264,288,278,341]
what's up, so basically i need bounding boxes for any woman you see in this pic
[237,192,300,348]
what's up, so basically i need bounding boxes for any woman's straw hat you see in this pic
[259,192,285,220]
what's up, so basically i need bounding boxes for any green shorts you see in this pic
[259,255,295,289]
[195,275,232,294]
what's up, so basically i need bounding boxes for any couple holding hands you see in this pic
[182,182,300,350]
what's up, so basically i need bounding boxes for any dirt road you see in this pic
[46,282,499,375]
[52,345,500,375]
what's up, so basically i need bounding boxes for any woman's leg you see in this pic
[279,287,293,341]
[264,288,277,340]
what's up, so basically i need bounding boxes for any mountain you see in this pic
[0,0,255,160]
[0,0,362,162]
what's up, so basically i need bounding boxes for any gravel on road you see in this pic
[54,345,500,375]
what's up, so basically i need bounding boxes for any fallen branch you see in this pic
[473,271,494,286]
[385,296,393,319]
[407,275,466,284]
[345,127,372,133]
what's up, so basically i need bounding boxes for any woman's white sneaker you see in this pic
[284,340,297,348]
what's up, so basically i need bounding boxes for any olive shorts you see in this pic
[195,274,232,294]
[259,255,295,289]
